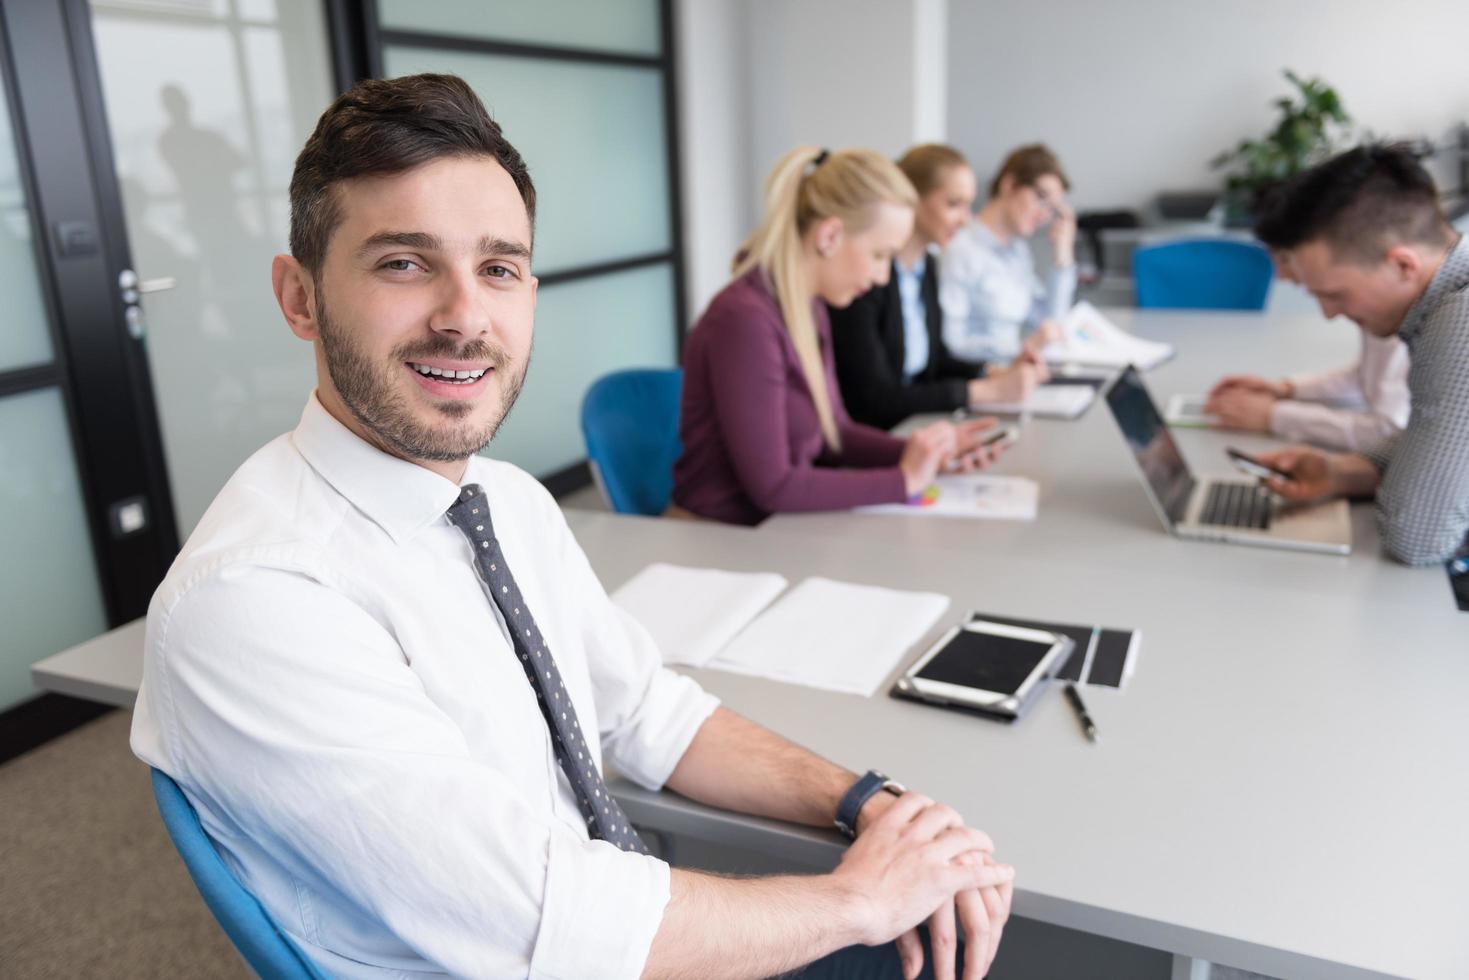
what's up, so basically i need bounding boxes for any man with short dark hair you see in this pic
[1252,144,1469,565]
[131,73,1012,979]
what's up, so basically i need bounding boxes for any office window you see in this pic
[0,389,108,709]
[376,0,683,481]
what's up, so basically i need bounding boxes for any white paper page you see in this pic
[1042,302,1174,370]
[969,383,1094,419]
[854,474,1038,520]
[709,577,950,696]
[612,563,788,667]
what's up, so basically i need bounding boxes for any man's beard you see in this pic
[316,297,528,463]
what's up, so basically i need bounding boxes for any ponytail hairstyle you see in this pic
[734,146,917,450]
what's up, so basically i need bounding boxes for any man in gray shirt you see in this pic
[1254,145,1468,565]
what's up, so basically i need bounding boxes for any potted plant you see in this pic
[1212,70,1352,227]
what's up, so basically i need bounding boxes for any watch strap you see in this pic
[835,770,904,838]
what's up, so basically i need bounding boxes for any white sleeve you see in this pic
[1268,399,1402,453]
[134,564,671,980]
[1287,362,1362,403]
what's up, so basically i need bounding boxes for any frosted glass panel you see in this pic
[90,0,335,537]
[384,46,671,275]
[486,263,676,476]
[0,389,108,710]
[378,0,661,57]
[0,61,55,372]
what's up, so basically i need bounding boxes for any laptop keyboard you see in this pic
[1199,482,1274,530]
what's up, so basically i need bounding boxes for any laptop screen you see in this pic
[1104,366,1194,524]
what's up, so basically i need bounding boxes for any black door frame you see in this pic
[0,0,179,627]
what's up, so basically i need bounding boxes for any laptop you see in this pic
[1103,366,1351,555]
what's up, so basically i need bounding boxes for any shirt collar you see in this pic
[291,392,465,544]
[895,252,927,278]
[1399,233,1469,343]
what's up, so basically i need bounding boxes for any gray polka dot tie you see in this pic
[447,485,648,854]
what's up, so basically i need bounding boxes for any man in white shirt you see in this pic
[1204,250,1410,453]
[131,73,1012,979]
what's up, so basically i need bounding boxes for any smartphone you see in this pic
[1226,447,1290,480]
[979,425,1020,449]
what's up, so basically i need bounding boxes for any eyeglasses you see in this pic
[1032,187,1062,220]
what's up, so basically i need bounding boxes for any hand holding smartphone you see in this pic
[1226,447,1291,481]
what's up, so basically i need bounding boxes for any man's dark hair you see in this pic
[289,73,536,275]
[1253,144,1450,263]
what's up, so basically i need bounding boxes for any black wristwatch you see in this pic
[834,770,906,839]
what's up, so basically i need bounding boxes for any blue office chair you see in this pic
[151,769,328,980]
[580,368,683,515]
[1132,239,1274,310]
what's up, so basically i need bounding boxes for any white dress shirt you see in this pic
[939,218,1077,362]
[895,252,930,380]
[1271,329,1411,452]
[132,393,719,979]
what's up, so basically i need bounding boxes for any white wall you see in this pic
[675,0,948,321]
[946,0,1469,212]
[674,0,754,324]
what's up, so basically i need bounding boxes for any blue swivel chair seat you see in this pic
[1132,239,1275,310]
[580,368,684,516]
[151,768,328,980]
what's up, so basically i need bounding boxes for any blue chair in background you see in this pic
[580,368,684,516]
[151,769,328,980]
[1132,239,1275,310]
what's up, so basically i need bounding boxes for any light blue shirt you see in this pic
[895,253,929,381]
[939,219,1077,362]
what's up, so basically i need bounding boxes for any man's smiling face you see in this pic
[308,154,537,463]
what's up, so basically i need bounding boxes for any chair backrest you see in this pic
[151,769,328,980]
[1132,238,1274,311]
[580,368,683,515]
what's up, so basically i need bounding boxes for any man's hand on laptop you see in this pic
[837,792,1014,980]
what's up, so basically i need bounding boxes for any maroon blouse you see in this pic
[672,270,907,525]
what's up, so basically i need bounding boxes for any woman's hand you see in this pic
[901,423,959,496]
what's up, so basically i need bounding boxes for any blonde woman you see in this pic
[830,144,1047,429]
[672,146,1003,525]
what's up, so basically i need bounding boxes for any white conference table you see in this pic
[33,309,1468,979]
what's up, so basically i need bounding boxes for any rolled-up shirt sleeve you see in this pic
[134,565,672,980]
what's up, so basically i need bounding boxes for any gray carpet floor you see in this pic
[0,709,248,978]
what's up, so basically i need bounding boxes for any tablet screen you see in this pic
[914,628,1053,695]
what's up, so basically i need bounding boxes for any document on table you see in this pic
[967,382,1095,419]
[710,577,950,696]
[611,563,788,667]
[855,474,1038,520]
[1041,301,1174,371]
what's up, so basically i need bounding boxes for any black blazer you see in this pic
[829,256,986,429]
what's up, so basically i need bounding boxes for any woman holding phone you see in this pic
[939,144,1077,364]
[670,146,1004,525]
[830,143,1047,429]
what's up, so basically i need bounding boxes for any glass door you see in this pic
[87,0,338,538]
